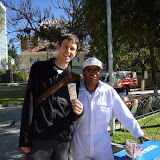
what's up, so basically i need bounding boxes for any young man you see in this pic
[71,57,150,160]
[19,34,83,160]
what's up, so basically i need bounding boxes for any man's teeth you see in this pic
[90,76,96,79]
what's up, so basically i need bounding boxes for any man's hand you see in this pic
[138,135,150,143]
[20,147,31,153]
[71,99,83,115]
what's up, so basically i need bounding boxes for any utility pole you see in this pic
[106,0,115,135]
[106,0,113,87]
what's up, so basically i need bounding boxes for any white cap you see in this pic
[83,57,103,69]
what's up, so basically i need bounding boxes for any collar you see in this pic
[49,58,71,76]
[81,80,100,95]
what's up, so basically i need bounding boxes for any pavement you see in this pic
[0,89,160,160]
[0,104,24,160]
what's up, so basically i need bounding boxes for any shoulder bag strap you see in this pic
[34,72,80,107]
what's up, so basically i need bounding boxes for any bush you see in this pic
[0,70,26,83]
[0,70,10,83]
[0,83,8,86]
[13,71,24,82]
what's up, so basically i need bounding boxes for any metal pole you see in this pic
[106,0,114,135]
[10,68,13,83]
[106,0,113,87]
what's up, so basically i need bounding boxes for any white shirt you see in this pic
[71,80,143,160]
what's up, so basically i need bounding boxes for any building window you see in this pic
[73,57,79,62]
[30,58,39,63]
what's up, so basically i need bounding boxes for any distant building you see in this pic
[8,55,15,70]
[21,34,38,51]
[72,51,89,74]
[20,44,88,75]
[19,44,58,72]
[0,2,8,69]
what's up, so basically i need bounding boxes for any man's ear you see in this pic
[83,69,85,76]
[57,44,60,50]
[75,51,79,57]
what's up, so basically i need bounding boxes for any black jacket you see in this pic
[19,58,82,147]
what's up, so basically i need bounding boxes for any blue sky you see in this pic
[3,0,68,53]
[5,0,66,20]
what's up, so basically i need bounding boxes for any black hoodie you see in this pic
[19,58,82,147]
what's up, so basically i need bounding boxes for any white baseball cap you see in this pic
[83,57,103,69]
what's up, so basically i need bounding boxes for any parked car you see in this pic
[100,71,138,95]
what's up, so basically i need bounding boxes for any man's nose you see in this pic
[66,47,71,52]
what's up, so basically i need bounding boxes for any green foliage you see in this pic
[111,0,160,71]
[0,70,10,83]
[67,0,160,73]
[0,70,25,83]
[3,0,160,75]
[0,85,26,99]
[0,98,24,104]
[0,84,26,104]
[8,44,18,59]
[13,71,24,82]
[110,114,160,144]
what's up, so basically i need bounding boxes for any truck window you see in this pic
[125,73,131,79]
[116,73,123,80]
[132,72,137,79]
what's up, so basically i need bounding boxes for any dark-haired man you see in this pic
[19,34,83,160]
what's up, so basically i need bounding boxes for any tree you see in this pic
[18,55,31,81]
[39,19,64,43]
[8,44,18,59]
[3,0,160,93]
[67,0,160,94]
[55,0,108,66]
[111,0,160,94]
[1,0,65,49]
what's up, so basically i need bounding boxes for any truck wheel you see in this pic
[122,86,129,95]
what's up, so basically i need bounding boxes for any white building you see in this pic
[0,2,8,69]
[20,44,88,75]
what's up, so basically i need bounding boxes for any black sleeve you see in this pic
[19,63,37,147]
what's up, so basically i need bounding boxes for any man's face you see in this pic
[57,38,78,63]
[83,66,101,86]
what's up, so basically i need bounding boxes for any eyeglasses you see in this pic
[85,68,101,73]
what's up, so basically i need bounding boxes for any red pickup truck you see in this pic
[100,71,138,95]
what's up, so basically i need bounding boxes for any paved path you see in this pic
[0,104,25,160]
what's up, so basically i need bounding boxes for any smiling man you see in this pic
[71,57,149,160]
[19,33,83,160]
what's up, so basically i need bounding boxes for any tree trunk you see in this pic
[148,43,158,96]
[141,63,145,91]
